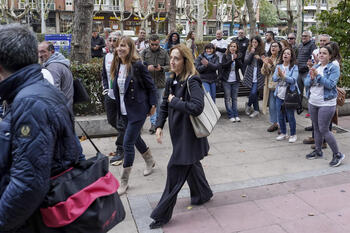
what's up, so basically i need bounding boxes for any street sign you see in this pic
[44,34,72,53]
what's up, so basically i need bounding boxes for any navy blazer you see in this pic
[113,60,157,122]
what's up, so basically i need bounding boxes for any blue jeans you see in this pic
[202,82,216,103]
[276,97,296,135]
[247,82,259,111]
[223,81,239,118]
[269,91,278,124]
[150,88,165,125]
[123,117,148,168]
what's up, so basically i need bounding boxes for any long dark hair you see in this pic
[267,41,282,58]
[247,36,265,56]
[279,48,296,69]
[326,42,341,65]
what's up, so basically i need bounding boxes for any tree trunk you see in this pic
[246,0,256,38]
[196,0,204,41]
[316,0,321,30]
[168,0,176,32]
[296,0,302,44]
[70,0,94,64]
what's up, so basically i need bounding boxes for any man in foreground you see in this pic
[0,24,83,233]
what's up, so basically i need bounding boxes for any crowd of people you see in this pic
[0,23,346,232]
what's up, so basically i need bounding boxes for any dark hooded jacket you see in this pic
[165,32,180,52]
[0,64,83,233]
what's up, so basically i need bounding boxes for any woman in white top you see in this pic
[272,48,299,143]
[110,36,157,194]
[304,46,345,167]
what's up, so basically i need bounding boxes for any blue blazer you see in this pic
[113,60,157,122]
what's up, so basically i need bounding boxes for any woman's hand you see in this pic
[156,128,163,144]
[201,58,209,66]
[168,94,175,102]
[310,67,317,80]
[254,54,260,60]
[148,105,156,116]
[277,67,285,79]
[231,53,237,61]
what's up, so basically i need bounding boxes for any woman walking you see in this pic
[195,43,219,102]
[242,36,265,118]
[150,44,213,229]
[273,48,299,143]
[111,36,157,195]
[304,46,345,166]
[262,41,282,132]
[221,41,243,122]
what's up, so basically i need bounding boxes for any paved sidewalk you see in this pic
[160,171,350,233]
[80,97,350,233]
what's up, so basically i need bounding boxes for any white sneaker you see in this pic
[245,102,251,116]
[276,134,288,141]
[235,117,241,122]
[229,117,236,122]
[289,135,297,143]
[249,111,259,118]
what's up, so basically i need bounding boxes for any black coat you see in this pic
[221,53,243,82]
[156,75,209,165]
[113,61,157,122]
[195,54,219,83]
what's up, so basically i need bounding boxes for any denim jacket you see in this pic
[273,64,299,96]
[304,62,340,101]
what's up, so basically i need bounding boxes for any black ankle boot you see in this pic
[149,220,165,229]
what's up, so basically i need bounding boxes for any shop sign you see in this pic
[93,16,104,20]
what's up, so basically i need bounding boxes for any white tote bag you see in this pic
[187,76,221,138]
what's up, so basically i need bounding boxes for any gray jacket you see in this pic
[43,52,74,109]
[141,47,170,89]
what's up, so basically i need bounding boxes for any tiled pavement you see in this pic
[161,171,350,233]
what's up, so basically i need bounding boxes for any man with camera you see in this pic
[141,34,170,134]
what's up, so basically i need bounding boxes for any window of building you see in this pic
[208,27,216,35]
[158,2,165,9]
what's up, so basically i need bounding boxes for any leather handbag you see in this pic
[336,86,346,106]
[73,78,90,104]
[187,76,221,138]
[30,123,125,233]
[284,85,301,110]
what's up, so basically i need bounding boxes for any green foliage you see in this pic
[71,58,105,115]
[176,24,184,35]
[341,58,350,89]
[36,33,45,42]
[259,0,280,28]
[315,0,350,59]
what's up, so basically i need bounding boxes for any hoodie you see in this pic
[43,52,74,109]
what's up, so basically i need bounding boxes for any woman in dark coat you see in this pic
[110,36,157,195]
[149,44,213,229]
[164,32,180,52]
[242,35,265,118]
[221,41,243,122]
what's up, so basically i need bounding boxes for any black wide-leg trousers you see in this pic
[150,161,213,224]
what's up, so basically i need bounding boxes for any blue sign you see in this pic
[44,34,72,53]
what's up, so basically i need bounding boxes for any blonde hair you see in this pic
[169,44,197,81]
[110,36,140,80]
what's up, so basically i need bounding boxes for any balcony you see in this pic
[94,4,120,12]
[18,2,55,10]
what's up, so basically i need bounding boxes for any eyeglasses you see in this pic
[150,43,160,46]
[302,35,309,37]
[109,38,117,42]
[288,37,295,40]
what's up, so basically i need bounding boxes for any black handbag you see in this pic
[284,85,301,110]
[73,78,90,104]
[30,123,125,233]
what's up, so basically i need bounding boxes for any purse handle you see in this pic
[76,121,100,153]
[186,75,194,97]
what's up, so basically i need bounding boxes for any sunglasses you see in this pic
[109,38,117,42]
[151,43,160,46]
[288,37,295,40]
